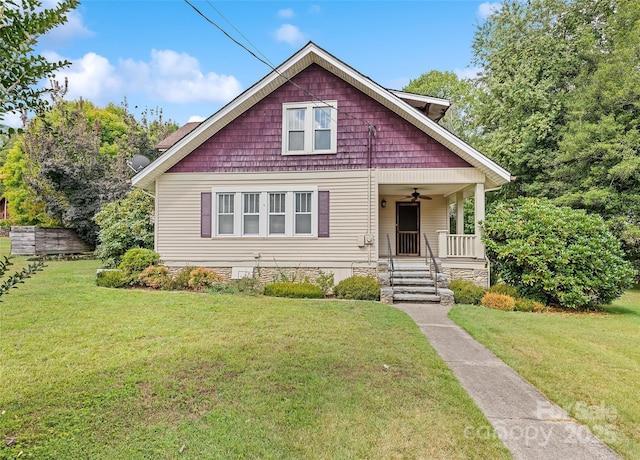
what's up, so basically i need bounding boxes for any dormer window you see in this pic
[282,101,337,155]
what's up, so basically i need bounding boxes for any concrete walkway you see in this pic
[395,303,621,460]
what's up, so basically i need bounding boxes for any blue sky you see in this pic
[5,0,500,127]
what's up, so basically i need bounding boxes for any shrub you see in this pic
[483,198,635,309]
[165,266,193,291]
[449,279,486,305]
[138,265,172,289]
[264,282,324,299]
[481,292,516,311]
[95,189,155,267]
[316,270,335,296]
[118,248,161,276]
[512,297,546,312]
[234,276,263,295]
[334,276,380,301]
[207,282,240,295]
[488,283,520,298]
[188,267,223,291]
[96,270,129,288]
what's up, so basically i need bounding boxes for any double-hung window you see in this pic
[268,192,286,235]
[213,187,319,237]
[217,193,235,235]
[282,101,337,155]
[242,193,260,235]
[294,192,312,235]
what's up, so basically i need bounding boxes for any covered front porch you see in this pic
[376,169,491,287]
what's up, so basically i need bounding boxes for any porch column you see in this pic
[474,183,485,259]
[456,191,464,235]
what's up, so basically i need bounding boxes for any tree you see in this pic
[1,136,59,226]
[482,198,634,309]
[1,0,78,122]
[2,99,177,245]
[470,0,615,197]
[94,189,155,267]
[403,70,479,142]
[550,1,640,275]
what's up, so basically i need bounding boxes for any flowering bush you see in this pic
[138,265,172,289]
[188,267,223,291]
[481,292,516,311]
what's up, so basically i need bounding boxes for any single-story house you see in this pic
[132,42,511,300]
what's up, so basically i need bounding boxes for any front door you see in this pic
[396,202,420,256]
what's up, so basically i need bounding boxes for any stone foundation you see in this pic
[166,265,378,288]
[439,288,454,307]
[441,266,489,288]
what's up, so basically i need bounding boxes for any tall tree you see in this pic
[471,0,640,274]
[403,70,479,142]
[470,0,615,196]
[552,1,640,273]
[2,100,177,244]
[0,0,78,122]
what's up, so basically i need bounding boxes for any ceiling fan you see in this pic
[404,188,432,201]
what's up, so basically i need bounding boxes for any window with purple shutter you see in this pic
[318,190,329,237]
[201,192,212,238]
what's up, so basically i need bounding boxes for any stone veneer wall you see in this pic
[441,266,489,288]
[168,266,377,286]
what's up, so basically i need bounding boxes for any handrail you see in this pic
[386,234,394,287]
[423,233,439,296]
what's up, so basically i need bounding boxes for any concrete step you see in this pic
[392,270,431,278]
[393,286,437,294]
[393,293,441,303]
[393,264,429,271]
[392,278,435,286]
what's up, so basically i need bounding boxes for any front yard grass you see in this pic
[450,292,640,459]
[0,255,509,459]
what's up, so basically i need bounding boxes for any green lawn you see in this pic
[450,293,640,459]
[0,248,508,459]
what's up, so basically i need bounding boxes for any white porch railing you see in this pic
[437,231,478,258]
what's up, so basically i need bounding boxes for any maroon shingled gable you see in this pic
[168,64,471,173]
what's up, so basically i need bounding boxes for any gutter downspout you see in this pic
[367,125,376,264]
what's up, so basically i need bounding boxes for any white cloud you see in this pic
[278,8,294,18]
[188,115,206,123]
[309,5,321,14]
[454,67,481,80]
[275,24,306,46]
[478,2,502,19]
[52,52,122,103]
[47,50,242,107]
[147,50,242,104]
[42,10,94,46]
[1,111,25,129]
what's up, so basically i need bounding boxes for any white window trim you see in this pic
[282,101,338,155]
[212,186,318,237]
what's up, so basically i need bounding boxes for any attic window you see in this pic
[282,101,337,155]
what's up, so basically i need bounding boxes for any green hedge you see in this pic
[264,282,324,299]
[96,270,129,288]
[118,248,161,276]
[449,279,485,305]
[334,276,380,300]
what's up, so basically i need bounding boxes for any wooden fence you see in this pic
[9,226,93,256]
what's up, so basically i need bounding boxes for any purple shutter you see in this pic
[318,190,330,238]
[201,192,212,238]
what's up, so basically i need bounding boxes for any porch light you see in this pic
[381,198,387,208]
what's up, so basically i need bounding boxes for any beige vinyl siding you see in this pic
[378,195,448,259]
[155,170,377,268]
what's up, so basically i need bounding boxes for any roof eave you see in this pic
[132,42,511,189]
